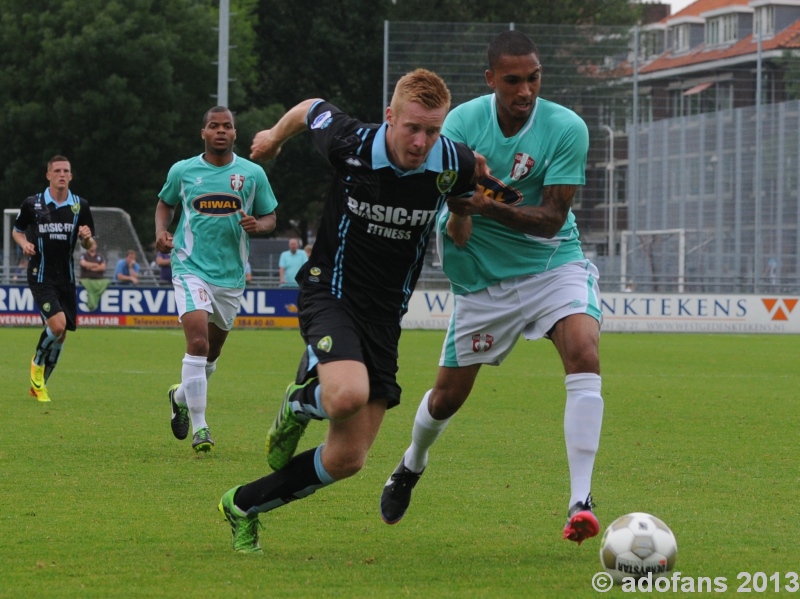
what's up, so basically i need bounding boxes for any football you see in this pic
[599,512,678,584]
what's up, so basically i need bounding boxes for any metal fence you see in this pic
[385,21,800,294]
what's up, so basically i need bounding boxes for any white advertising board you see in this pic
[401,291,800,334]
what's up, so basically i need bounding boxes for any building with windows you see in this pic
[577,0,800,292]
[635,0,800,120]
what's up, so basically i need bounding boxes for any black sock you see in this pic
[234,447,332,513]
[34,327,58,365]
[44,342,63,382]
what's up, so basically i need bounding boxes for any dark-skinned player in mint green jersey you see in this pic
[382,30,604,546]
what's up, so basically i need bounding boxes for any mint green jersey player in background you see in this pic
[381,31,604,545]
[155,106,277,453]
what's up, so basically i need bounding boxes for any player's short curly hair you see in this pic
[487,30,539,70]
[203,106,234,127]
[390,68,451,116]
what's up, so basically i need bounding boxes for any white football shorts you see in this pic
[173,273,244,331]
[439,260,602,367]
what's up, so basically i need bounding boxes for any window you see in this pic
[706,19,719,46]
[640,30,664,59]
[716,83,734,111]
[706,14,738,46]
[670,82,731,117]
[674,24,691,52]
[753,5,774,39]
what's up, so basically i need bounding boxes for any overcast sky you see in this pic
[667,0,694,14]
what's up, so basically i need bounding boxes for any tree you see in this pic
[246,0,642,239]
[0,0,226,240]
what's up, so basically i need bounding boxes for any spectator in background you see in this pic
[765,256,778,288]
[80,240,107,280]
[115,249,140,285]
[278,237,307,287]
[245,261,253,284]
[156,250,172,285]
[79,240,110,311]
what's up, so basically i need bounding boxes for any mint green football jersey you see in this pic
[438,95,589,294]
[159,153,277,288]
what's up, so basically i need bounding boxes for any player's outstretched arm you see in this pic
[250,98,323,162]
[447,184,576,239]
[446,213,472,248]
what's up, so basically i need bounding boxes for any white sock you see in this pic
[205,358,217,380]
[403,390,452,473]
[182,353,208,433]
[564,373,604,507]
[175,358,217,405]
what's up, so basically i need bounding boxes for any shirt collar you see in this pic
[371,122,444,176]
[200,152,237,167]
[43,188,77,207]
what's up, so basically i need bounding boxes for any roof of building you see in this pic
[637,0,800,75]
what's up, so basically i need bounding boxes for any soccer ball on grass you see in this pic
[599,512,678,584]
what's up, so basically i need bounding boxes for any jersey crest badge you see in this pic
[317,336,333,353]
[511,153,534,181]
[471,333,494,353]
[71,203,81,214]
[436,170,457,194]
[230,174,245,191]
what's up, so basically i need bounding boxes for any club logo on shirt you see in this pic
[43,302,51,313]
[436,170,457,194]
[511,152,534,181]
[311,111,333,130]
[71,203,81,214]
[317,336,333,353]
[471,333,494,353]
[230,174,245,191]
[192,193,242,216]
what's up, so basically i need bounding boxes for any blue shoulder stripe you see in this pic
[441,136,458,172]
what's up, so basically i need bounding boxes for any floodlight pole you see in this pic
[217,0,230,107]
[602,125,616,261]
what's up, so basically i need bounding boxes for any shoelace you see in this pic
[391,470,419,491]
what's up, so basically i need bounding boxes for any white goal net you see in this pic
[620,228,686,293]
[3,207,154,283]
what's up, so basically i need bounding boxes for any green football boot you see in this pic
[218,486,263,554]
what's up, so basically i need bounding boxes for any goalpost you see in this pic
[3,207,154,283]
[620,228,686,293]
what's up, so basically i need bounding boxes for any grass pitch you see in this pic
[1,327,798,598]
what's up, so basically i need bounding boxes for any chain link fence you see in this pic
[386,21,800,294]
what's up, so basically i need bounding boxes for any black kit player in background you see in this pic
[217,68,488,553]
[12,155,95,402]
